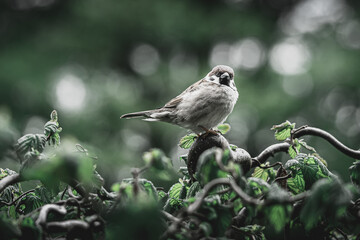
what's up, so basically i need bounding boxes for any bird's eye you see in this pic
[216,72,222,77]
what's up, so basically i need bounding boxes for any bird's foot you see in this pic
[199,126,219,137]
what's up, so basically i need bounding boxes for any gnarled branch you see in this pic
[252,126,360,166]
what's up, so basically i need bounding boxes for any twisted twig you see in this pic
[252,126,360,165]
[0,189,35,206]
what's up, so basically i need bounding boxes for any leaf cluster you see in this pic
[0,116,360,240]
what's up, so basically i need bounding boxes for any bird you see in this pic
[120,65,238,135]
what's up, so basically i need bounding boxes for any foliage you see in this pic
[1,114,360,240]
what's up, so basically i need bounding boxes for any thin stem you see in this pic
[61,186,68,200]
[274,173,292,182]
[0,189,35,206]
[187,178,262,214]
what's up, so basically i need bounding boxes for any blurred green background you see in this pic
[1,0,360,188]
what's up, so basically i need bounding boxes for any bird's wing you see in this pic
[163,79,204,109]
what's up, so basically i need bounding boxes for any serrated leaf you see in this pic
[168,182,188,205]
[186,181,201,198]
[164,182,188,213]
[44,121,58,136]
[286,154,333,190]
[300,178,352,230]
[217,123,231,135]
[179,133,197,149]
[20,192,44,214]
[287,172,305,194]
[271,121,295,141]
[349,160,360,187]
[15,134,46,158]
[251,164,276,182]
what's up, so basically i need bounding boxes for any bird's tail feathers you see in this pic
[120,111,151,119]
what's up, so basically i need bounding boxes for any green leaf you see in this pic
[44,110,62,147]
[264,204,292,232]
[199,222,213,237]
[111,183,121,192]
[216,123,231,135]
[349,160,360,187]
[122,178,158,201]
[271,120,295,141]
[285,154,334,190]
[15,134,46,158]
[287,172,305,194]
[168,182,188,205]
[164,182,188,212]
[143,148,172,170]
[186,181,201,198]
[235,225,265,240]
[179,133,197,149]
[288,139,301,159]
[199,196,233,237]
[20,192,44,214]
[261,184,292,232]
[300,178,352,230]
[21,151,95,194]
[247,177,270,197]
[178,166,189,179]
[196,148,229,186]
[251,163,276,182]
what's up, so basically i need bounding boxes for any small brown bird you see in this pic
[120,65,238,134]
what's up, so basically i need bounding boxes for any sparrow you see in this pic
[120,65,238,134]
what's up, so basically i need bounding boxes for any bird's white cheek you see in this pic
[205,75,221,85]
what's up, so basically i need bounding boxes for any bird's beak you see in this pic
[220,72,230,86]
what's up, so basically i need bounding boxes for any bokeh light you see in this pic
[210,39,265,71]
[282,74,314,98]
[270,38,311,75]
[130,44,160,76]
[54,74,87,113]
[230,38,265,70]
[337,20,360,49]
[280,0,349,36]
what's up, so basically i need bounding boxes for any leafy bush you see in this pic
[0,111,360,239]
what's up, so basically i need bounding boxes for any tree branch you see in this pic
[0,189,35,206]
[293,126,360,159]
[36,204,67,227]
[252,126,360,166]
[252,143,290,166]
[187,178,262,214]
[0,173,21,193]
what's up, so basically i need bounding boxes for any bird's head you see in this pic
[205,65,236,90]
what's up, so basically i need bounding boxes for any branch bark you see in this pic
[252,126,360,166]
[293,126,360,159]
[0,173,21,193]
